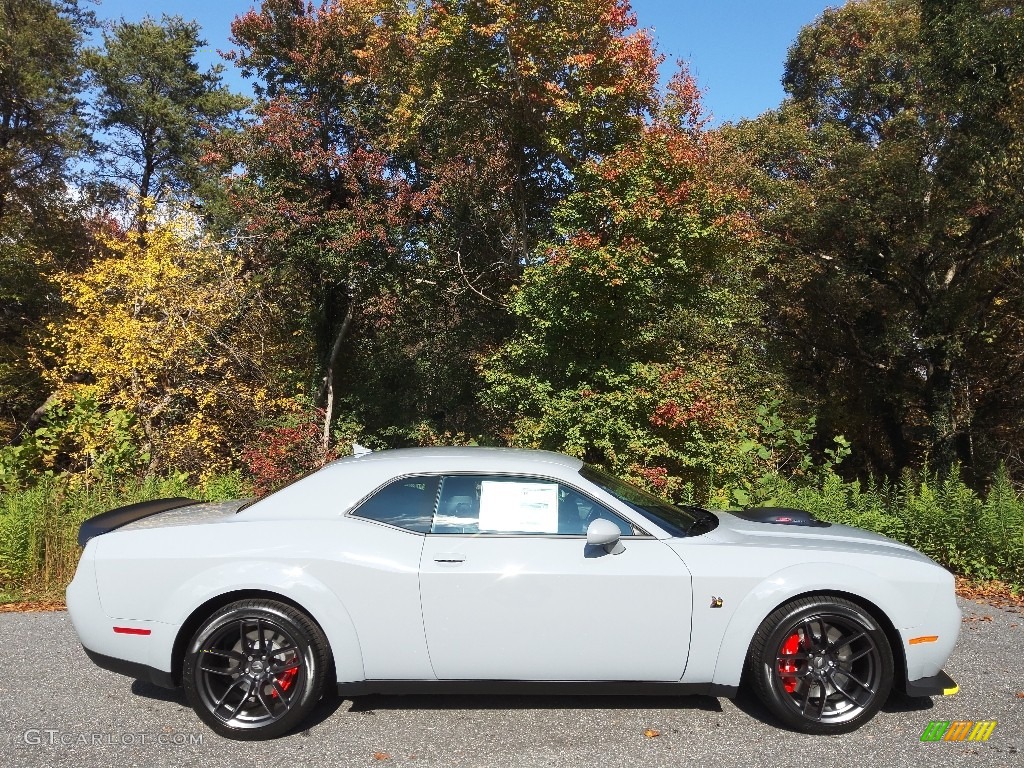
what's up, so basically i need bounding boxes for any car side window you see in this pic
[431,475,634,536]
[351,476,439,533]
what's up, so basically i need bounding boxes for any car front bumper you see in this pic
[905,669,958,697]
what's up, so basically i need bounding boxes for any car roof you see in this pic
[329,446,584,472]
[238,447,589,522]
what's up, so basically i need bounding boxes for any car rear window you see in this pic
[351,476,439,533]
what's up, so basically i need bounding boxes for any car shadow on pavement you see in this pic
[346,693,724,713]
[727,686,781,727]
[128,679,348,735]
[728,684,936,731]
[130,679,187,704]
[882,691,936,714]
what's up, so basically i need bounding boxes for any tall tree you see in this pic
[733,0,1024,480]
[0,0,92,443]
[225,0,662,453]
[480,70,769,498]
[87,15,247,228]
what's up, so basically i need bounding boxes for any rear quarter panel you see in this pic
[91,514,430,683]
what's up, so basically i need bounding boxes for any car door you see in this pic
[419,473,693,681]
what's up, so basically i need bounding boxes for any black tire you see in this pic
[182,599,330,740]
[746,596,894,734]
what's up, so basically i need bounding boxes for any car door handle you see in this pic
[433,553,466,564]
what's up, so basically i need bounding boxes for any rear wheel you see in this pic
[182,599,330,740]
[746,596,893,734]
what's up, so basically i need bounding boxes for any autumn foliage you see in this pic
[2,0,1024,506]
[36,209,302,476]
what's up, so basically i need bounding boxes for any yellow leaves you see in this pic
[39,207,299,474]
[643,728,660,738]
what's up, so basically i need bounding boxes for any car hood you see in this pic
[117,499,249,532]
[690,510,931,562]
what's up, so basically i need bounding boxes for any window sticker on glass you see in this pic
[478,481,558,533]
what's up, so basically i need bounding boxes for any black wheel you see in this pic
[182,599,330,740]
[746,596,893,734]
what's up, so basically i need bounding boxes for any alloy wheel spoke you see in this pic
[834,629,867,650]
[843,670,875,695]
[802,619,825,650]
[214,675,247,709]
[268,644,297,658]
[228,683,252,719]
[845,646,874,664]
[255,618,266,654]
[271,679,294,710]
[199,663,236,676]
[256,686,278,718]
[777,651,810,663]
[800,683,813,714]
[829,675,861,707]
[816,682,829,720]
[272,658,301,674]
[203,648,245,662]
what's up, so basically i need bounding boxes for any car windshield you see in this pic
[579,464,707,537]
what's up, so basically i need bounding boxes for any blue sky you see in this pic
[91,0,837,124]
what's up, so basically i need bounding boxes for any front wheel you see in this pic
[746,596,894,734]
[182,599,330,740]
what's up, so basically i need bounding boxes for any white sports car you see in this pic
[67,447,960,740]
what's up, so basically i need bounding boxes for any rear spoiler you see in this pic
[78,497,198,546]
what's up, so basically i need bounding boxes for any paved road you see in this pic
[1,598,1021,768]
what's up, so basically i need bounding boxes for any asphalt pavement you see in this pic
[1,597,1021,768]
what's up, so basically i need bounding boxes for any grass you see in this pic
[1,465,1022,606]
[0,472,249,603]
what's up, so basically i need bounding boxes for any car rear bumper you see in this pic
[82,647,177,689]
[67,541,177,685]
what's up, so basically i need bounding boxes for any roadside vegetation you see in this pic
[0,472,248,602]
[2,1,1023,601]
[3,462,1023,602]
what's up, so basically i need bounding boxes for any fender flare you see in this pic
[709,562,909,688]
[152,560,364,684]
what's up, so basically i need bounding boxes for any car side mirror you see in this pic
[586,518,625,555]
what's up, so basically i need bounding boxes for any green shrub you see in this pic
[0,473,250,600]
[718,466,1024,589]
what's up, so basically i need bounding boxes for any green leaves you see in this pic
[736,0,1024,481]
[86,14,248,219]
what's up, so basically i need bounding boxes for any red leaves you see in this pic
[650,399,718,430]
[635,466,669,492]
[242,412,340,496]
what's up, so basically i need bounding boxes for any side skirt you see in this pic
[337,680,738,698]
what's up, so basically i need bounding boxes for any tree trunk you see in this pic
[322,298,355,459]
[137,144,155,241]
[11,393,58,446]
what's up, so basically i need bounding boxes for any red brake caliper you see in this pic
[270,662,299,698]
[779,632,801,693]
